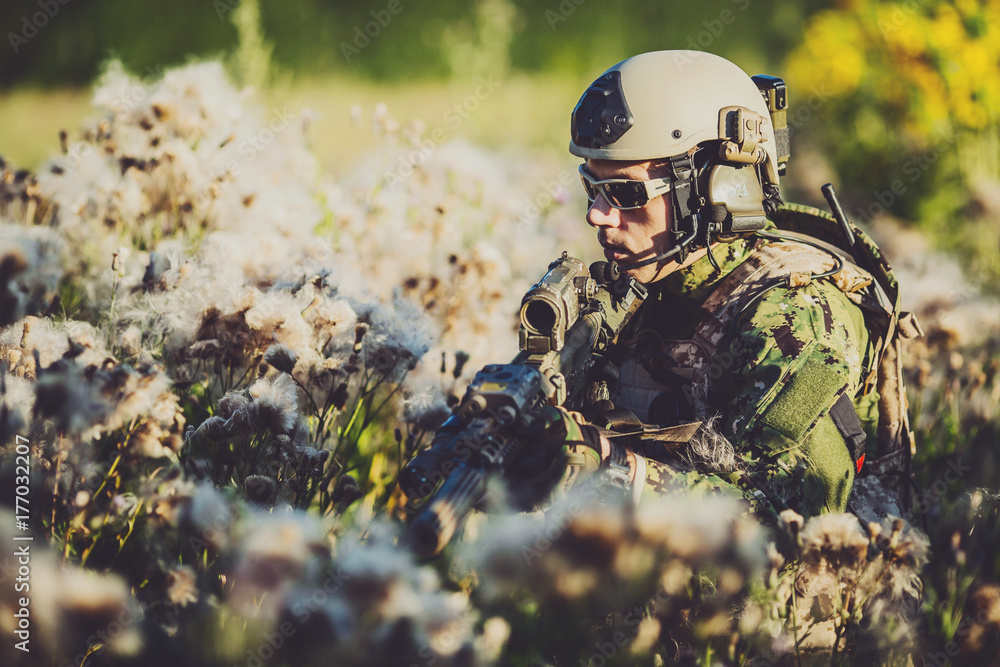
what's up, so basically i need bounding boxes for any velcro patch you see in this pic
[755,350,847,447]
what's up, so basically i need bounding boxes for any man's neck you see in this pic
[653,237,757,300]
[647,242,722,283]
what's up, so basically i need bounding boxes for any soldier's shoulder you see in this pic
[727,237,869,342]
[729,280,861,362]
[720,257,870,395]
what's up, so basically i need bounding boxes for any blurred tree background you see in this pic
[0,0,819,165]
[0,0,816,85]
[787,0,1000,284]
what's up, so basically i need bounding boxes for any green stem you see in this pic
[232,365,255,392]
[313,375,341,447]
[361,381,401,431]
[110,503,143,568]
[109,271,119,322]
[80,518,107,567]
[338,392,367,449]
[92,454,123,502]
[791,581,803,667]
[292,374,321,420]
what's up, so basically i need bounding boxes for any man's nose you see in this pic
[586,193,621,228]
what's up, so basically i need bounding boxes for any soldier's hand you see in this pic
[506,406,623,510]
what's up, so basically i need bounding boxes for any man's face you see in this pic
[584,158,682,284]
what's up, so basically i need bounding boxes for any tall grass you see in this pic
[0,55,998,666]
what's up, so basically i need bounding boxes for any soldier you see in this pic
[524,50,921,523]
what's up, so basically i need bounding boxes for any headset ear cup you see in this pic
[706,163,768,235]
[701,164,732,235]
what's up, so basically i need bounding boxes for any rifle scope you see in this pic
[519,254,596,355]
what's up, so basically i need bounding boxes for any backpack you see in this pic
[768,203,923,519]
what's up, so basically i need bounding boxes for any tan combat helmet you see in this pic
[570,50,785,185]
[570,50,790,269]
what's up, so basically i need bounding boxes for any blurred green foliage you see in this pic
[1,0,823,87]
[784,0,1000,285]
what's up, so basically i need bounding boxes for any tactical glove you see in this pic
[506,406,629,510]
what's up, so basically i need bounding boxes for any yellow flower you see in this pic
[788,10,865,97]
[881,14,927,58]
[874,2,925,55]
[955,0,983,18]
[957,41,994,82]
[785,0,1000,137]
[927,4,968,57]
[913,65,952,127]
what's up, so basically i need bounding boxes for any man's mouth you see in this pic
[600,239,630,261]
[602,246,629,261]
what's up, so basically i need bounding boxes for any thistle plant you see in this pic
[0,54,998,667]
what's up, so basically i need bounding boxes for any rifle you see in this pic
[399,253,647,557]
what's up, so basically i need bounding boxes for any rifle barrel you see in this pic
[407,464,486,557]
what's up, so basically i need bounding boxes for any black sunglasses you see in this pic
[578,165,673,210]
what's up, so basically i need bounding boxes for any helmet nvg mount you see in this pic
[570,50,790,271]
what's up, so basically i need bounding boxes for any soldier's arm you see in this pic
[718,278,871,516]
[515,409,742,510]
[533,412,756,512]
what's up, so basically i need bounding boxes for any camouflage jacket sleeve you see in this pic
[716,277,872,516]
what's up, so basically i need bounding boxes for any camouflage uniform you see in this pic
[548,51,920,523]
[592,206,881,521]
